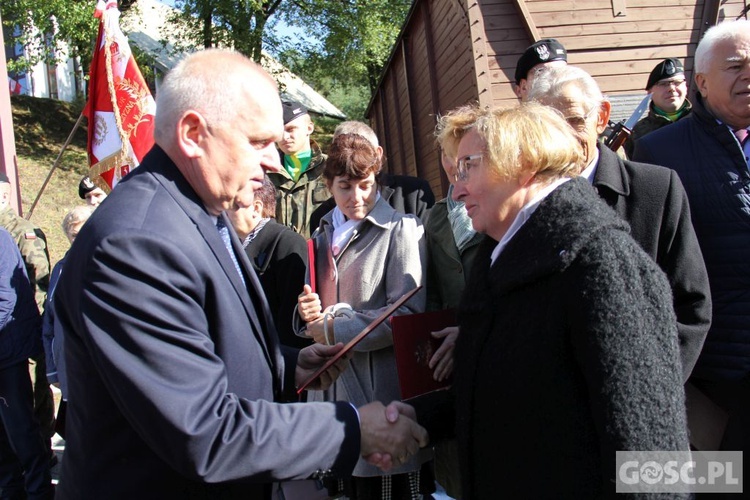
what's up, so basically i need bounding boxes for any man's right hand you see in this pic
[358,401,429,471]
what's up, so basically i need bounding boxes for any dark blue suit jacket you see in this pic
[55,146,359,499]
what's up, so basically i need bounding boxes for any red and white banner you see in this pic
[7,78,22,95]
[86,0,155,192]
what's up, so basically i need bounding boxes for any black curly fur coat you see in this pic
[453,177,689,499]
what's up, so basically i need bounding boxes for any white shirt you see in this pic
[490,177,571,266]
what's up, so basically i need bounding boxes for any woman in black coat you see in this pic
[420,103,689,499]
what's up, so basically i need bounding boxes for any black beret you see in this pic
[282,100,309,125]
[78,176,97,199]
[0,171,8,183]
[515,39,567,84]
[646,58,684,90]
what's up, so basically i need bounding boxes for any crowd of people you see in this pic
[0,16,748,500]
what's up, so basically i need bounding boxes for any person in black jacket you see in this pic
[633,19,750,457]
[227,176,310,349]
[529,64,711,382]
[308,121,434,232]
[415,102,689,499]
[0,227,53,498]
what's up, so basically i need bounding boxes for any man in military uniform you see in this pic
[624,58,692,158]
[514,38,568,101]
[78,175,108,208]
[268,100,329,238]
[0,172,55,463]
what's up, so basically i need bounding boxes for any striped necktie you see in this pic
[216,217,246,286]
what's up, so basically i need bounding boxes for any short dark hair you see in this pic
[255,176,277,218]
[323,134,382,184]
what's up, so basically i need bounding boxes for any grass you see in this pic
[11,95,90,268]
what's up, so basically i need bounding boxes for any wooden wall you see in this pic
[368,0,749,199]
[482,0,748,104]
[368,0,478,198]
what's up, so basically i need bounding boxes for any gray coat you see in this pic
[304,197,430,477]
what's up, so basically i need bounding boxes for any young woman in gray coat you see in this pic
[297,133,431,499]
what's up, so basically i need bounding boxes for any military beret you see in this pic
[282,100,309,125]
[515,39,567,84]
[0,171,8,183]
[646,58,685,90]
[78,176,97,199]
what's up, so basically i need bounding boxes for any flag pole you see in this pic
[25,111,85,220]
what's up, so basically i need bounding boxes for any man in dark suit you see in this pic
[529,64,711,381]
[308,121,435,232]
[54,49,427,499]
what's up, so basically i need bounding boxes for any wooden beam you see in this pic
[389,68,408,176]
[687,0,720,92]
[611,0,627,18]
[0,10,22,215]
[511,0,541,42]
[422,0,446,193]
[402,38,423,181]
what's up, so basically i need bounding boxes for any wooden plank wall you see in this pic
[483,0,748,105]
[368,0,478,199]
[368,0,747,199]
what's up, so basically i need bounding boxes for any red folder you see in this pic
[391,309,456,400]
[296,286,422,394]
[307,239,316,294]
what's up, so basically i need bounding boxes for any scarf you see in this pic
[283,149,312,181]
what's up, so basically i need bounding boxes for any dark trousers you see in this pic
[0,361,53,500]
[692,377,750,500]
[28,355,55,443]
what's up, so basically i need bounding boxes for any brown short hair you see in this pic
[323,133,382,184]
[255,176,277,218]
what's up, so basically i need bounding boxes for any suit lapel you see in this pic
[146,151,281,390]
[212,214,280,388]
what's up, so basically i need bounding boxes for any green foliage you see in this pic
[283,0,410,93]
[1,0,98,77]
[169,0,289,62]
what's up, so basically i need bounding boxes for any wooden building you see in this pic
[366,0,748,198]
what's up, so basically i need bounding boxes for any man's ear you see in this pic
[307,118,315,136]
[595,100,612,135]
[253,199,264,218]
[177,111,207,158]
[695,73,708,98]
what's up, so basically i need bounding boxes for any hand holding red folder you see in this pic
[296,286,422,394]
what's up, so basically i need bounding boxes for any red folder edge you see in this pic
[391,309,456,400]
[296,285,422,394]
[307,239,316,294]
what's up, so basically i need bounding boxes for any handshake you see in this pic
[358,400,429,471]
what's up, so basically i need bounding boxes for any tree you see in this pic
[285,1,410,93]
[2,0,104,77]
[168,0,287,63]
[277,1,410,119]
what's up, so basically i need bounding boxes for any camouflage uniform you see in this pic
[268,140,329,239]
[0,206,56,446]
[625,99,692,159]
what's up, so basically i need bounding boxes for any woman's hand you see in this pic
[429,326,459,381]
[304,314,334,345]
[298,284,322,322]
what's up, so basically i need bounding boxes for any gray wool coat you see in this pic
[301,197,430,477]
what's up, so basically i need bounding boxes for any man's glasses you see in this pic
[454,154,483,182]
[654,78,686,89]
[564,106,598,131]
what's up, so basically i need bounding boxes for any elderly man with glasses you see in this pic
[624,58,692,158]
[528,64,711,384]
